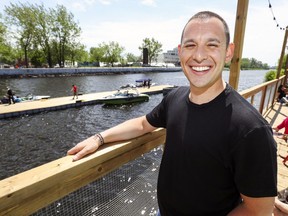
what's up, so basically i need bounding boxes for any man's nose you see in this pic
[193,46,208,62]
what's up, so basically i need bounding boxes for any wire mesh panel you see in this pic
[32,146,163,216]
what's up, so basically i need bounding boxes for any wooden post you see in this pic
[229,0,249,90]
[276,28,288,79]
[273,28,288,105]
[284,54,288,85]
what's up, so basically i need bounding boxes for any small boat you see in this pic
[21,94,50,101]
[0,94,50,104]
[99,89,149,105]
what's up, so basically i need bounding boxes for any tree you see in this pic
[90,46,106,64]
[240,58,270,70]
[139,37,162,64]
[101,41,125,66]
[126,53,139,63]
[32,4,54,68]
[0,14,15,65]
[50,5,81,67]
[5,2,37,68]
[66,42,88,66]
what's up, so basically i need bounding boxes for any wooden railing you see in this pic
[0,76,285,215]
[240,75,285,115]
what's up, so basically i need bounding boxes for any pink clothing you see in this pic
[277,117,288,134]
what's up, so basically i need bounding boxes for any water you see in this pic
[0,70,269,180]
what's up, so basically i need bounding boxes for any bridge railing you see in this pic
[0,76,285,215]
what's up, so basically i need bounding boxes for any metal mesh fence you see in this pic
[32,146,163,216]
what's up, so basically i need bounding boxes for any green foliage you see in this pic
[102,41,125,66]
[264,70,276,82]
[126,53,139,63]
[139,37,162,64]
[280,55,287,69]
[4,2,37,67]
[0,16,15,64]
[240,58,270,70]
[90,42,124,66]
[90,47,106,63]
[264,69,285,82]
[3,2,84,68]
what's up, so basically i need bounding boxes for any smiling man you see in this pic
[68,11,277,215]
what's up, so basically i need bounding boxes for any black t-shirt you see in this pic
[146,85,277,216]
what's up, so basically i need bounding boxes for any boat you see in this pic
[21,94,50,101]
[99,89,149,105]
[0,94,50,104]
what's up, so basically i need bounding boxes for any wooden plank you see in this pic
[0,128,166,215]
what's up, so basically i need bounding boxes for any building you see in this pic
[157,47,180,65]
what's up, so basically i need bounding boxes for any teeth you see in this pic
[192,66,210,71]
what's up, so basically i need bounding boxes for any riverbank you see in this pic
[0,66,182,78]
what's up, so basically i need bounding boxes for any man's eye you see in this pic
[184,44,195,48]
[208,44,218,47]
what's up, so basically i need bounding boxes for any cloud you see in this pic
[81,16,186,55]
[71,0,108,12]
[140,0,157,7]
[98,0,112,5]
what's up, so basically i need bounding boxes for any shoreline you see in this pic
[0,66,183,78]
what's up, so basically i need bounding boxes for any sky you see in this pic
[1,0,288,67]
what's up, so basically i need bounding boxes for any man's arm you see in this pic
[67,115,157,161]
[228,194,275,216]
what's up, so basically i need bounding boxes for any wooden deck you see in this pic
[0,85,173,119]
[264,103,288,191]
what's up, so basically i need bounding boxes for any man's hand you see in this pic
[67,135,101,161]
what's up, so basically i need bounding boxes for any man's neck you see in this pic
[189,79,226,104]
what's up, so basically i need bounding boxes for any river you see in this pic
[0,69,269,180]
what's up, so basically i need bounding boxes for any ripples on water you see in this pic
[0,70,268,179]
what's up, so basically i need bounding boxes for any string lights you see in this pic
[268,0,287,30]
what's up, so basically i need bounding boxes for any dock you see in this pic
[0,85,173,119]
[264,103,288,192]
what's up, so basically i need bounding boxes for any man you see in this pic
[7,87,15,104]
[71,84,78,100]
[68,11,277,215]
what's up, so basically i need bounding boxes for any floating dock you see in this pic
[0,85,173,119]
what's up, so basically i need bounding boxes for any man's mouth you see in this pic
[191,66,210,72]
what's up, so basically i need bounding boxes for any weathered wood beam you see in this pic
[229,0,249,90]
[276,28,288,79]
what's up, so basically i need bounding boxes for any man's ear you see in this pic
[225,43,235,63]
[177,44,181,56]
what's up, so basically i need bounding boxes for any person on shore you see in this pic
[68,11,277,215]
[7,87,15,105]
[277,84,288,104]
[273,118,288,166]
[147,79,151,89]
[71,84,78,100]
[273,117,288,141]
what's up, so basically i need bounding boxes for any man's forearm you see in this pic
[101,116,156,143]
